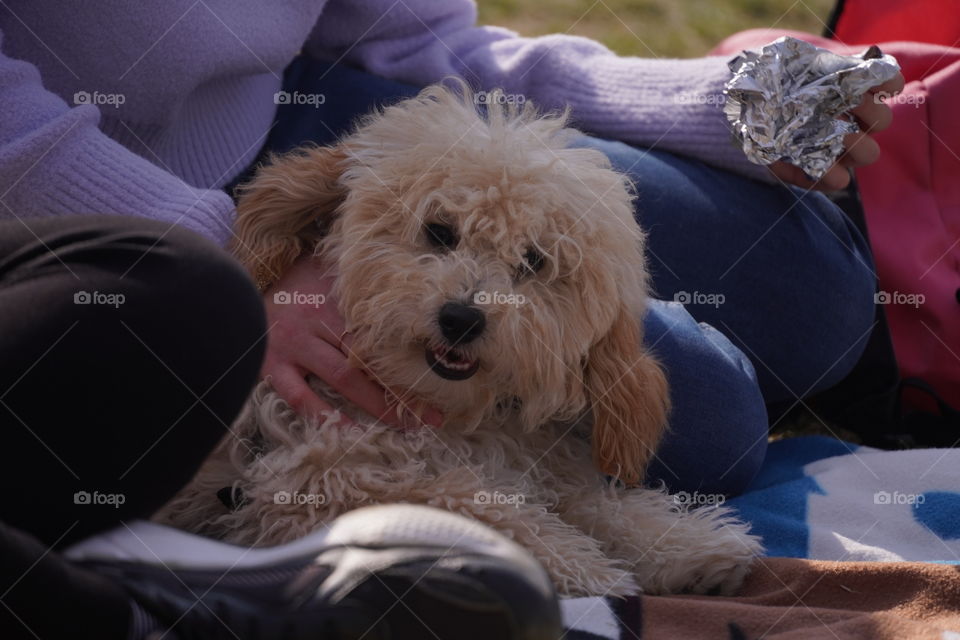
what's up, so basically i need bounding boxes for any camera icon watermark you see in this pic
[74,290,125,308]
[73,90,126,109]
[873,490,925,506]
[474,91,526,106]
[675,91,725,105]
[74,490,126,508]
[273,290,326,308]
[473,290,526,307]
[273,91,326,108]
[874,290,924,308]
[873,91,925,108]
[474,490,526,508]
[273,490,326,507]
[673,290,725,308]
[673,491,726,507]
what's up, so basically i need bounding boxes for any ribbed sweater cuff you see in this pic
[32,126,236,247]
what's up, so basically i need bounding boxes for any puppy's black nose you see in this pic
[438,302,486,344]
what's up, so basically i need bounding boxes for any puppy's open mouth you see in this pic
[425,344,480,381]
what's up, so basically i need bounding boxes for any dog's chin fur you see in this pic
[157,82,762,597]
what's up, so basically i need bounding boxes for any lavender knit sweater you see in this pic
[0,0,767,247]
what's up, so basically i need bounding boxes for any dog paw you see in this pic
[536,551,640,598]
[638,550,759,596]
[680,552,756,596]
[635,509,763,596]
[691,516,763,594]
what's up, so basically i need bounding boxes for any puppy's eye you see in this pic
[425,223,458,250]
[519,247,545,276]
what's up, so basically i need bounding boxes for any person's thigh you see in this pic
[642,300,768,495]
[575,137,877,406]
[0,215,265,547]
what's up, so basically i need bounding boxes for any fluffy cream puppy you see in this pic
[158,83,761,597]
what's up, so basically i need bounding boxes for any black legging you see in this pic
[0,215,265,639]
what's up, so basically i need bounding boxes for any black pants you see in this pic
[0,216,266,639]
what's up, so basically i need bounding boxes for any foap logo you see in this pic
[874,490,925,506]
[74,490,126,508]
[873,91,926,108]
[74,290,125,308]
[673,290,725,308]
[273,91,326,108]
[875,290,924,308]
[273,290,326,308]
[475,91,526,105]
[273,490,326,507]
[474,290,526,307]
[73,90,126,109]
[673,491,726,507]
[675,92,725,106]
[474,490,526,508]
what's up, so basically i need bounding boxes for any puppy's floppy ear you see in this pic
[585,302,670,487]
[231,145,347,288]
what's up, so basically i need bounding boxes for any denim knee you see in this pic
[643,302,768,496]
[782,192,877,397]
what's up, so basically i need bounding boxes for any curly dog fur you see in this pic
[157,83,761,597]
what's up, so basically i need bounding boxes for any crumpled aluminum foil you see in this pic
[723,36,900,179]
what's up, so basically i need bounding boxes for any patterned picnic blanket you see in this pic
[562,437,960,639]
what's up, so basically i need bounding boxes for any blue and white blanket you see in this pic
[729,436,960,562]
[562,436,960,639]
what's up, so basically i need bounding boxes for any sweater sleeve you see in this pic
[307,0,773,181]
[0,29,236,247]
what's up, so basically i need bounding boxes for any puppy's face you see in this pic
[234,86,669,485]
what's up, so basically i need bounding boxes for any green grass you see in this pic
[477,0,835,58]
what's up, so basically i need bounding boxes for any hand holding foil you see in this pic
[724,36,901,181]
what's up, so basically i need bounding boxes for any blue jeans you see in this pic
[243,57,876,495]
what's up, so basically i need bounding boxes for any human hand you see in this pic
[260,256,443,429]
[769,71,906,191]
